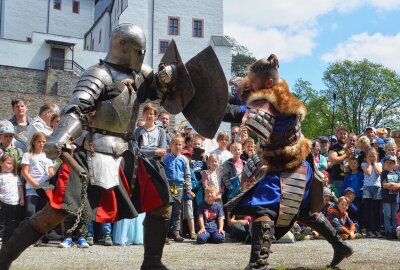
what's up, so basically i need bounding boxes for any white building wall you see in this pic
[151,0,224,68]
[0,32,105,70]
[48,0,94,38]
[2,0,47,40]
[88,13,110,51]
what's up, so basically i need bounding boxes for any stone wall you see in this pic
[0,65,78,119]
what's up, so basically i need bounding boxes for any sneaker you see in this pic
[366,231,376,238]
[298,227,311,241]
[190,233,197,240]
[104,235,113,246]
[374,231,383,238]
[58,237,73,248]
[165,237,171,245]
[86,234,94,246]
[77,237,90,248]
[354,233,363,239]
[172,233,184,242]
[47,230,63,240]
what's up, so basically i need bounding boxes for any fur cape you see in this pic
[242,77,311,172]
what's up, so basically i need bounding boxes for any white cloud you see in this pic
[225,23,317,61]
[224,0,400,62]
[321,32,400,71]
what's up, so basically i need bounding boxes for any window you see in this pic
[168,17,179,35]
[99,30,102,44]
[193,19,204,38]
[53,0,61,10]
[159,40,170,54]
[73,1,80,14]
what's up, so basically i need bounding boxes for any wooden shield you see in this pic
[159,40,195,115]
[183,46,228,138]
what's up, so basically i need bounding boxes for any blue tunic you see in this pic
[239,160,313,212]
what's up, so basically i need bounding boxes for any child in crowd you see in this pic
[321,170,338,199]
[342,156,363,201]
[181,149,200,240]
[380,155,400,239]
[383,142,397,163]
[361,147,383,238]
[210,131,232,167]
[240,137,255,161]
[0,121,23,165]
[164,136,191,242]
[197,186,225,244]
[326,196,359,240]
[190,135,207,207]
[343,188,361,233]
[86,221,113,246]
[222,142,245,203]
[201,154,223,198]
[21,131,54,245]
[321,187,336,215]
[0,155,24,244]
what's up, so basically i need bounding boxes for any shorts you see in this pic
[183,199,193,220]
[362,186,382,200]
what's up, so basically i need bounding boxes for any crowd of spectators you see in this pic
[1,97,399,253]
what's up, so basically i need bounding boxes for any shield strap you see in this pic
[276,165,307,227]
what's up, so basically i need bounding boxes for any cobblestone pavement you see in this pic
[9,238,400,270]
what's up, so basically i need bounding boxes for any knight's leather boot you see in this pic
[245,220,275,270]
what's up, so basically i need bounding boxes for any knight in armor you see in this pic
[0,24,179,270]
[224,54,354,269]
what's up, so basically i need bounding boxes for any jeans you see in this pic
[197,230,225,244]
[382,202,399,234]
[169,188,183,232]
[363,186,382,200]
[87,220,112,236]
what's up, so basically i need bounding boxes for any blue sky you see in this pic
[223,0,400,91]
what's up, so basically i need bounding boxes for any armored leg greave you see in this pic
[0,219,44,270]
[141,215,170,270]
[245,220,275,270]
[301,213,353,267]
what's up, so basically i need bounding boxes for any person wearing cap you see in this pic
[371,138,385,161]
[0,120,23,166]
[343,187,361,234]
[183,124,193,138]
[328,126,354,192]
[363,127,376,142]
[319,136,330,157]
[380,155,400,239]
[376,128,388,139]
[321,187,336,215]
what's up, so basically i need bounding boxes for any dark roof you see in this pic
[211,36,233,47]
[45,39,76,47]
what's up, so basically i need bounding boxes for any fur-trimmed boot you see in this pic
[0,219,44,270]
[140,215,169,270]
[245,220,275,270]
[303,213,353,267]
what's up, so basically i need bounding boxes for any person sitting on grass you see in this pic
[326,196,361,240]
[197,186,225,244]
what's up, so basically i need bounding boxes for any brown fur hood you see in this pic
[241,77,307,122]
[241,77,311,171]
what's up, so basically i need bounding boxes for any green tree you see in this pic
[292,79,332,139]
[225,35,256,77]
[322,59,400,134]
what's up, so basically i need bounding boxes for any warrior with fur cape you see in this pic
[224,54,353,269]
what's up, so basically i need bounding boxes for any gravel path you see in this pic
[9,238,400,270]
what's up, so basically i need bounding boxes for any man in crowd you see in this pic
[319,136,330,157]
[328,126,355,193]
[26,103,59,145]
[9,98,32,139]
[158,111,173,145]
[363,126,376,142]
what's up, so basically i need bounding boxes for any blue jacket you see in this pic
[164,153,191,190]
